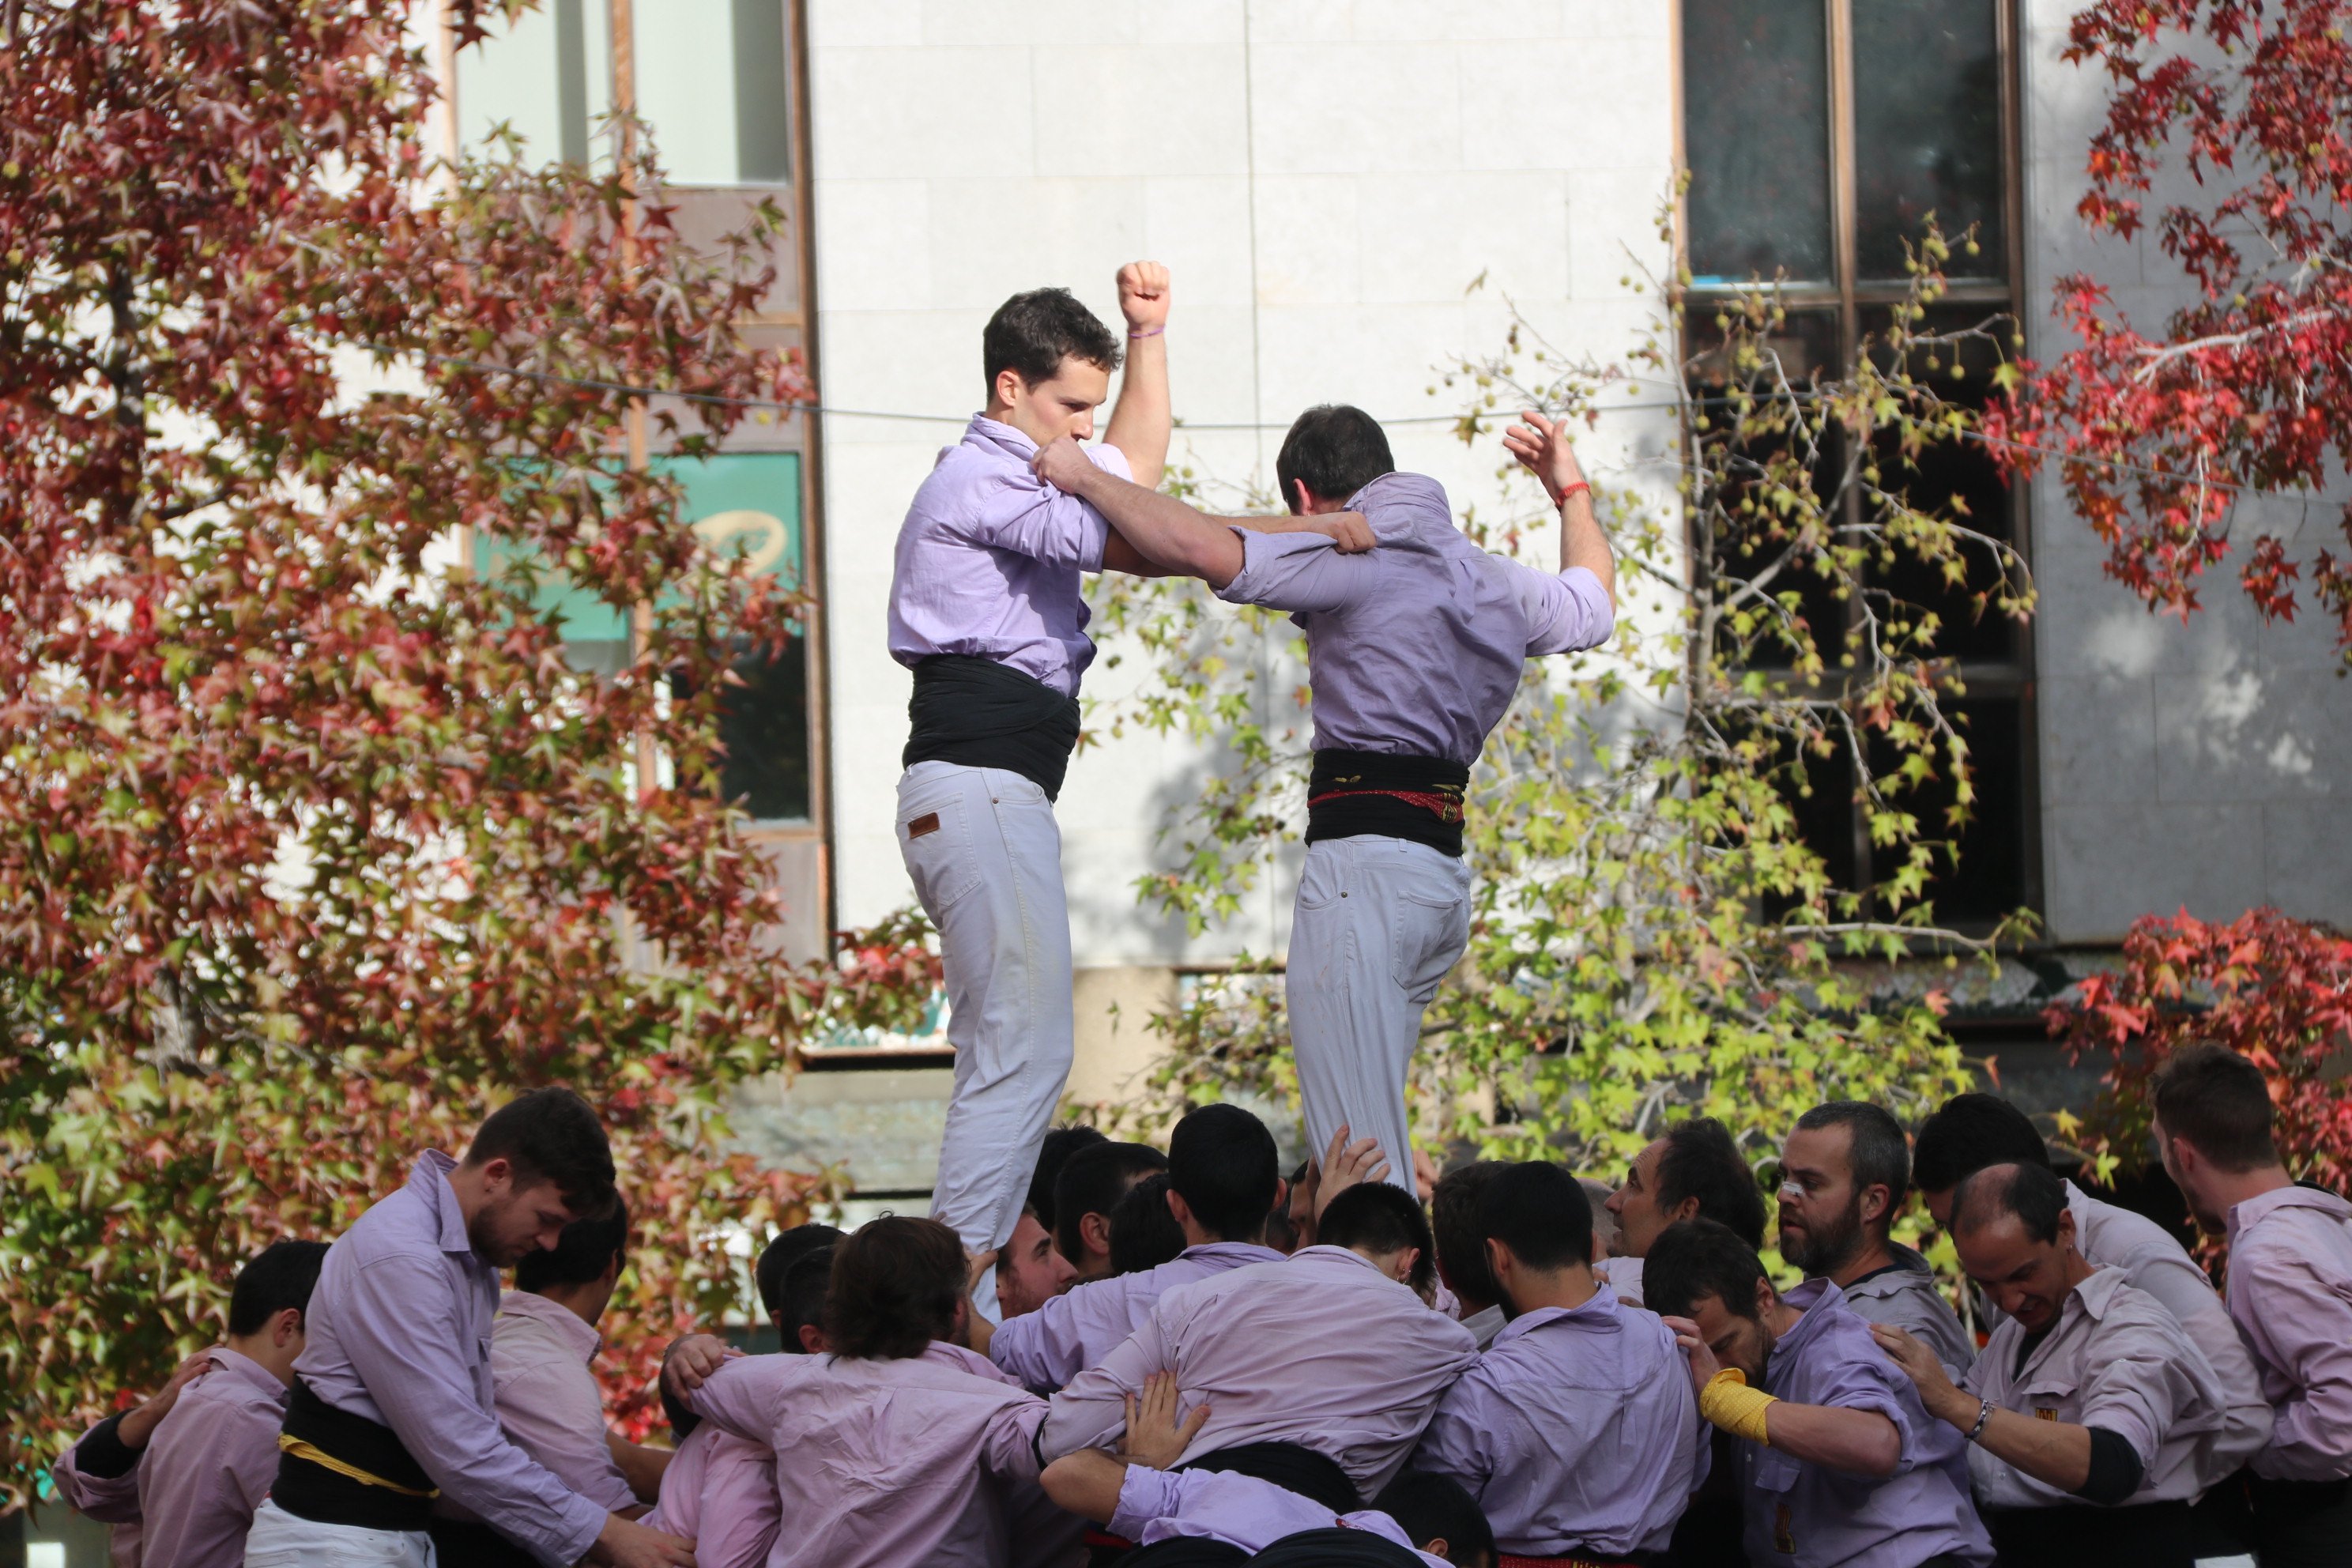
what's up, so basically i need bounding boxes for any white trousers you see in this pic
[897,761,1076,1321]
[1287,835,1472,1190]
[243,1500,435,1568]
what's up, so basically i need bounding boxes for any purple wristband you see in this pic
[1128,325,1165,339]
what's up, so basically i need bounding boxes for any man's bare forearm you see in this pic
[1102,332,1170,490]
[1562,492,1615,608]
[1061,464,1242,588]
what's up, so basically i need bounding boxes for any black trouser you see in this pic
[1118,1540,1250,1568]
[427,1518,540,1568]
[1984,1498,2245,1568]
[1247,1526,1428,1566]
[1664,1427,1747,1568]
[2208,1472,2352,1568]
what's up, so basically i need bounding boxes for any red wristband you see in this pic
[1559,481,1591,503]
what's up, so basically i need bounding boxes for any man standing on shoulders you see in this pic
[2151,1043,2352,1567]
[1649,1218,1992,1568]
[1031,405,1612,1188]
[243,1087,692,1568]
[1777,1102,1973,1377]
[1874,1163,2252,1568]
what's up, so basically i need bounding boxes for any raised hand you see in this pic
[1115,261,1171,333]
[659,1333,734,1402]
[119,1350,221,1449]
[1500,409,1589,506]
[1314,1122,1392,1217]
[1031,435,1099,496]
[1121,1372,1210,1471]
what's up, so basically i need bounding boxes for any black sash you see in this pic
[1983,1498,2244,1568]
[904,655,1082,800]
[272,1379,437,1532]
[1306,749,1469,858]
[1177,1442,1360,1515]
[1247,1526,1428,1567]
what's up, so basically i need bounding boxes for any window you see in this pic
[1681,0,2035,925]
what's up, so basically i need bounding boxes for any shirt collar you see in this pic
[205,1345,293,1404]
[1181,1242,1287,1266]
[2229,1181,2352,1240]
[409,1150,473,1257]
[965,413,1038,459]
[497,1288,602,1362]
[1772,1277,1843,1358]
[1490,1283,1622,1347]
[1291,1243,1386,1276]
[2067,1262,2130,1321]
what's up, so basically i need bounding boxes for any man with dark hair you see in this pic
[997,1201,1079,1321]
[1031,409,1613,1197]
[752,1221,843,1332]
[1778,1101,1973,1376]
[1029,1124,1110,1238]
[1910,1091,2271,1487]
[1054,1140,1169,1280]
[55,1240,330,1568]
[1603,1114,1768,1307]
[891,270,1360,1327]
[2152,1043,2352,1565]
[1040,1377,1490,1567]
[1415,1164,1706,1565]
[1645,1217,1992,1568]
[243,1088,687,1568]
[1873,1164,2250,1568]
[983,1104,1285,1393]
[1428,1161,1508,1349]
[775,1247,835,1354]
[1108,1172,1189,1276]
[440,1200,650,1565]
[1045,1177,1477,1501]
[664,1216,1061,1566]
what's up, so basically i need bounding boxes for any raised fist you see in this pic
[1116,262,1170,332]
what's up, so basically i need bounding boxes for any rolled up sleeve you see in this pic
[2237,1243,2352,1479]
[1510,562,1614,654]
[1043,1312,1171,1461]
[2072,1316,2196,1478]
[1216,529,1372,615]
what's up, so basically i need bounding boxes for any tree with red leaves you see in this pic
[1988,0,2352,661]
[0,0,909,1503]
[2050,909,2352,1197]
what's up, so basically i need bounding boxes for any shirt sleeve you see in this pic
[1809,1348,1922,1476]
[695,1434,783,1568]
[341,1253,607,1567]
[685,1357,787,1447]
[1410,1381,1497,1502]
[1499,558,1614,655]
[958,447,1125,571]
[1106,1466,1189,1541]
[1042,1309,1174,1461]
[2071,1309,2206,1482]
[1214,528,1378,616]
[48,1423,145,1524]
[220,1395,287,1511]
[989,1287,1091,1393]
[2233,1238,2352,1479]
[980,1396,1051,1486]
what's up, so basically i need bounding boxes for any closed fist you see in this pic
[1116,262,1170,331]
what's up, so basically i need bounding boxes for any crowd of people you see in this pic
[42,267,2352,1568]
[47,1047,2352,1568]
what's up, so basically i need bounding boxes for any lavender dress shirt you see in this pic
[643,1425,781,1568]
[1742,1280,1991,1568]
[887,416,1134,699]
[1108,1467,1448,1567]
[126,1346,288,1568]
[1414,1287,1706,1558]
[292,1152,608,1565]
[488,1290,637,1514]
[687,1346,1057,1568]
[47,1427,143,1567]
[989,1242,1286,1392]
[2223,1184,2352,1481]
[1834,1246,1976,1378]
[1043,1245,1479,1497]
[2059,1179,2272,1484]
[1963,1266,2231,1510]
[1215,472,1612,763]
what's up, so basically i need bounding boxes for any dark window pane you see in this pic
[1852,0,2006,282]
[1868,696,2027,925]
[1749,722,1861,913]
[1684,0,1834,286]
[680,637,810,822]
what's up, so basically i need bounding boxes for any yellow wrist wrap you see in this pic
[1698,1367,1778,1446]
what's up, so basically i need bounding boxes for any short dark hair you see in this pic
[824,1216,964,1360]
[1055,1141,1170,1262]
[1480,1161,1594,1272]
[1794,1101,1913,1216]
[1372,1472,1494,1565]
[1430,1161,1506,1308]
[1169,1104,1280,1242]
[1913,1093,2050,1195]
[778,1246,834,1351]
[515,1196,631,1294]
[1108,1172,1188,1276]
[1644,1218,1772,1322]
[1275,405,1396,511]
[227,1240,330,1337]
[1319,1182,1436,1296]
[755,1223,846,1322]
[1029,1125,1110,1234]
[983,288,1121,392]
[464,1087,616,1218]
[1657,1118,1767,1247]
[2152,1045,2279,1173]
[1951,1161,2067,1246]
